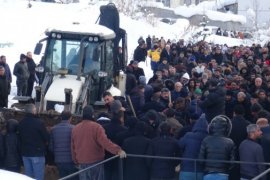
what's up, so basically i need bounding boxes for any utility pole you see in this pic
[28,0,32,8]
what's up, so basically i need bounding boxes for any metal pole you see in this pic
[195,159,197,180]
[59,155,119,180]
[118,158,123,180]
[252,167,270,180]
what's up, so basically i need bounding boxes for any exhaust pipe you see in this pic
[64,88,73,112]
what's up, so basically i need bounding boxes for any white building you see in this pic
[237,0,270,28]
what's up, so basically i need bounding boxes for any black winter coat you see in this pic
[160,49,171,63]
[4,133,21,168]
[13,61,29,82]
[230,115,250,154]
[18,114,49,156]
[199,120,235,174]
[103,120,128,180]
[200,86,226,122]
[0,133,4,167]
[122,135,150,180]
[26,57,36,82]
[133,46,147,62]
[0,75,8,107]
[147,135,180,179]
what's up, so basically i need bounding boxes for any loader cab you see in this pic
[34,23,118,113]
[36,24,115,81]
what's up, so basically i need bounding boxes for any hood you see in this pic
[6,119,19,133]
[192,114,208,133]
[209,115,232,137]
[45,74,85,102]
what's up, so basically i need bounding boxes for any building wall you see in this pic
[170,0,181,8]
[170,0,214,8]
[238,0,270,28]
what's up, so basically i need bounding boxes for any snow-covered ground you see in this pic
[0,169,34,180]
[0,0,270,107]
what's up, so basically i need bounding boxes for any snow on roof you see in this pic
[46,22,116,40]
[204,34,252,47]
[174,6,246,24]
[197,0,237,10]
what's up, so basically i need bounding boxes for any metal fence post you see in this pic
[195,159,197,180]
[118,158,123,180]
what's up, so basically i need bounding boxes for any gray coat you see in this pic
[13,61,29,82]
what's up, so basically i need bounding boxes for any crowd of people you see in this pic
[0,51,37,108]
[1,35,270,180]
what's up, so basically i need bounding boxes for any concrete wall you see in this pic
[143,6,243,30]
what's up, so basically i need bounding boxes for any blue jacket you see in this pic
[49,121,74,163]
[178,114,208,172]
[239,139,265,179]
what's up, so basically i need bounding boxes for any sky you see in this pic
[0,0,269,107]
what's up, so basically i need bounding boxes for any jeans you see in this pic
[79,162,104,180]
[22,156,45,180]
[179,171,204,180]
[56,162,79,180]
[203,173,228,180]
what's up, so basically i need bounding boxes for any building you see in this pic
[238,0,270,29]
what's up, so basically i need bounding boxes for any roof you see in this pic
[46,22,116,40]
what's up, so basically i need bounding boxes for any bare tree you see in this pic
[252,0,260,30]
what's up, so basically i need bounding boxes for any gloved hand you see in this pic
[118,150,127,158]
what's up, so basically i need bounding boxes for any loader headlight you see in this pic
[56,34,62,39]
[35,66,44,73]
[89,37,94,41]
[98,71,108,77]
[51,33,56,38]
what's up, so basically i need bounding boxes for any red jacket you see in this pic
[71,120,121,164]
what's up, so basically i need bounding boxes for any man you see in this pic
[18,104,49,180]
[200,78,226,122]
[0,55,12,94]
[133,38,147,62]
[122,121,150,180]
[13,54,30,96]
[71,105,126,180]
[49,111,78,179]
[229,105,250,180]
[103,91,126,114]
[147,122,180,180]
[178,114,208,180]
[159,87,173,108]
[26,51,37,97]
[148,44,161,73]
[171,82,188,101]
[127,60,145,82]
[199,115,235,180]
[0,66,9,108]
[256,118,270,180]
[239,124,265,180]
[160,44,171,64]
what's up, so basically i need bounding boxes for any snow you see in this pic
[173,5,246,24]
[0,169,34,180]
[0,0,269,108]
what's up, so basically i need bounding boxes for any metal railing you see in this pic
[59,155,120,180]
[60,153,270,180]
